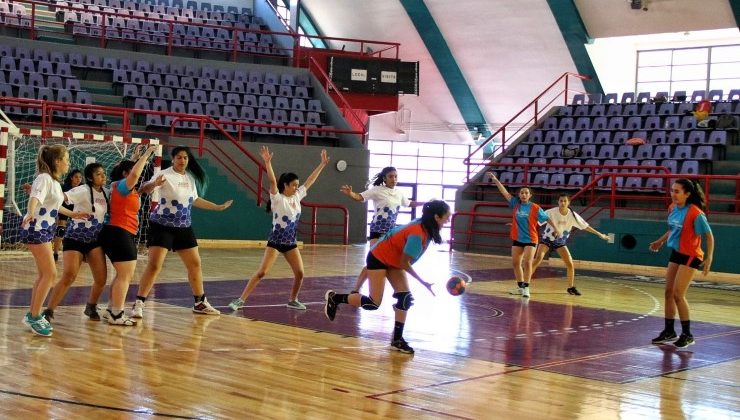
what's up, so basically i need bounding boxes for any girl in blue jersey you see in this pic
[22,145,89,336]
[488,172,561,298]
[131,146,233,319]
[228,146,329,311]
[339,166,422,294]
[42,163,109,322]
[649,179,714,349]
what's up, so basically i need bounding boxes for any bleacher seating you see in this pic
[491,90,739,192]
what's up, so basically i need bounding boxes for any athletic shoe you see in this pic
[84,304,100,321]
[41,308,54,323]
[651,330,678,344]
[567,287,582,296]
[522,286,530,298]
[324,290,337,321]
[509,287,524,295]
[673,334,695,349]
[228,298,244,311]
[390,338,415,354]
[24,312,53,337]
[104,309,137,326]
[286,300,307,310]
[131,299,145,319]
[193,297,220,315]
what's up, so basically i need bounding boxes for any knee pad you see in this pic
[56,225,66,238]
[392,291,414,311]
[360,295,380,311]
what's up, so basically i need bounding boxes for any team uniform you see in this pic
[100,180,141,262]
[367,220,430,270]
[666,204,711,269]
[508,197,549,247]
[22,173,64,244]
[267,185,307,253]
[63,185,108,254]
[147,167,198,251]
[540,207,589,249]
[359,185,411,240]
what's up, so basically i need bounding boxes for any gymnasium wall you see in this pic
[567,218,738,274]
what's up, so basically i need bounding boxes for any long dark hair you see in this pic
[420,200,449,245]
[171,146,208,194]
[266,172,300,213]
[674,178,707,212]
[84,162,109,214]
[63,168,82,190]
[369,166,396,187]
[110,160,134,183]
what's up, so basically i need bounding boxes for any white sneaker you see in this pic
[509,287,524,295]
[193,297,220,315]
[104,309,137,326]
[228,298,244,311]
[522,286,530,298]
[287,300,307,310]
[131,299,145,319]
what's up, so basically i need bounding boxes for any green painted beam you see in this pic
[399,0,488,133]
[730,0,740,28]
[546,0,603,94]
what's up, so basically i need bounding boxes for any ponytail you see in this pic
[675,178,707,212]
[420,200,450,245]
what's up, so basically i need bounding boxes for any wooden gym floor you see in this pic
[0,245,738,419]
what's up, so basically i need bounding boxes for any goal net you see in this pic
[0,124,161,252]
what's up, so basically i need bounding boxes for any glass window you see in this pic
[637,66,672,82]
[710,63,740,79]
[639,50,672,66]
[672,48,708,65]
[711,45,740,63]
[671,64,707,81]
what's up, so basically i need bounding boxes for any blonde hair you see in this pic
[37,144,67,181]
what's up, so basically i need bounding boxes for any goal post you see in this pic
[0,125,161,250]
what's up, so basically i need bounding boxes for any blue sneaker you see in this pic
[24,312,53,337]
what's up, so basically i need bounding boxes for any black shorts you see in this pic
[366,251,388,270]
[512,240,537,248]
[101,225,138,263]
[62,238,101,255]
[267,242,298,254]
[368,231,384,240]
[541,238,566,250]
[147,222,198,251]
[669,249,702,269]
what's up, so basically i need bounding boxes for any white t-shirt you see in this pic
[64,184,109,243]
[26,172,64,232]
[359,185,411,234]
[541,207,589,246]
[268,185,307,245]
[149,167,199,228]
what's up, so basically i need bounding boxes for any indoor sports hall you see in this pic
[0,0,739,418]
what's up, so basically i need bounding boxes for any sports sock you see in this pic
[136,296,147,303]
[393,321,405,341]
[332,293,349,304]
[194,294,205,303]
[665,318,676,333]
[680,320,691,336]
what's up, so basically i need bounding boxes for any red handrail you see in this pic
[463,72,590,181]
[299,200,349,245]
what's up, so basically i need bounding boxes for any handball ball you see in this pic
[446,276,467,296]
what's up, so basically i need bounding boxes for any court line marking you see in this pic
[0,388,201,419]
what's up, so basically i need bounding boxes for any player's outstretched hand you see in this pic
[340,185,353,195]
[486,171,497,183]
[259,145,272,163]
[600,233,609,241]
[219,200,234,211]
[320,149,329,165]
[648,239,663,252]
[71,211,93,220]
[420,280,436,297]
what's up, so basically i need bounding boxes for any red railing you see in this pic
[307,56,368,141]
[463,72,590,181]
[299,201,349,245]
[451,172,740,251]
